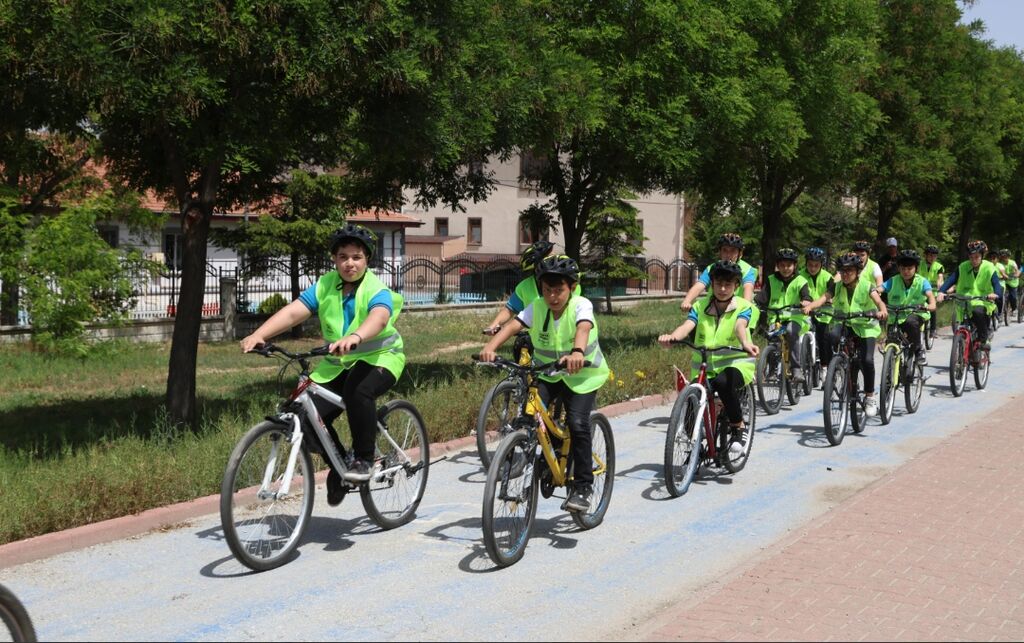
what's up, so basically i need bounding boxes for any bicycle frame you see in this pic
[674,350,723,463]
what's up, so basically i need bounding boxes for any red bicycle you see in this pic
[945,294,992,397]
[664,340,756,498]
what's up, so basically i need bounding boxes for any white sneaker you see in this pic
[864,397,878,418]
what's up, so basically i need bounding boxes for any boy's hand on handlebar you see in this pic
[876,307,888,322]
[559,352,585,374]
[658,332,682,347]
[478,348,498,363]
[743,342,759,358]
[987,293,999,301]
[680,299,693,312]
[329,335,361,356]
[240,334,266,353]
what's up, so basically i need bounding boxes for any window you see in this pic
[519,221,550,245]
[435,218,449,237]
[468,218,482,245]
[519,149,549,185]
[468,157,485,177]
[96,224,119,248]
[164,232,184,269]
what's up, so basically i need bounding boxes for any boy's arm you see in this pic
[479,319,526,362]
[659,319,696,346]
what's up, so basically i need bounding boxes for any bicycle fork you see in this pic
[259,414,305,500]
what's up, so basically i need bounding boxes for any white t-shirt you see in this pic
[517,298,595,331]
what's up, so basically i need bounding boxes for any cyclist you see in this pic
[680,233,758,312]
[987,250,1008,319]
[805,253,889,418]
[801,247,834,372]
[847,240,884,288]
[240,223,405,504]
[478,254,611,512]
[483,240,575,335]
[879,249,937,365]
[755,248,812,383]
[998,249,1019,316]
[877,237,900,282]
[938,240,1002,356]
[920,245,945,340]
[659,261,760,454]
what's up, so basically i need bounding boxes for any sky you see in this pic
[959,0,1024,51]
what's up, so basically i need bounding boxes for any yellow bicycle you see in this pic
[474,356,614,567]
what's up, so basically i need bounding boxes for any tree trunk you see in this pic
[289,251,301,338]
[957,203,975,262]
[875,196,901,245]
[761,205,783,276]
[166,202,214,429]
[0,280,18,326]
[604,277,613,314]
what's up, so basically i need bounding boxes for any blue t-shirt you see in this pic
[881,277,932,294]
[699,266,757,288]
[299,282,393,334]
[687,307,753,325]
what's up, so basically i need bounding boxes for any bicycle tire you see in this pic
[949,332,968,397]
[905,361,924,414]
[571,413,615,530]
[1002,292,1010,327]
[361,400,430,530]
[878,346,898,426]
[663,386,704,497]
[1018,289,1023,323]
[800,335,814,396]
[785,353,802,406]
[823,356,849,446]
[973,344,991,390]
[482,429,540,567]
[722,384,756,474]
[850,368,867,434]
[0,585,36,643]
[925,323,935,350]
[221,421,314,572]
[756,343,784,415]
[475,378,522,470]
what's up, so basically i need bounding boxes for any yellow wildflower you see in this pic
[617,380,625,387]
[608,370,616,382]
[634,370,646,379]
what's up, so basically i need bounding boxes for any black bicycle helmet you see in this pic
[925,244,940,254]
[851,240,872,253]
[716,233,745,250]
[835,252,863,270]
[520,240,555,272]
[967,240,987,255]
[999,248,1012,257]
[708,260,743,282]
[805,247,827,262]
[536,254,580,282]
[330,223,378,259]
[896,249,920,266]
[776,247,799,262]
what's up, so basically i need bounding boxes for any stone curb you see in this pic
[0,389,676,570]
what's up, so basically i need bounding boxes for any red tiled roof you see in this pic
[406,235,461,243]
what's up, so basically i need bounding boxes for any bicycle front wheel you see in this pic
[663,386,704,497]
[904,360,924,413]
[220,421,314,572]
[800,335,814,396]
[571,413,615,530]
[823,357,849,446]
[0,585,36,643]
[878,346,897,426]
[482,430,540,567]
[949,333,967,397]
[361,400,429,530]
[722,384,756,474]
[850,368,867,434]
[973,344,991,390]
[756,344,784,414]
[475,379,522,469]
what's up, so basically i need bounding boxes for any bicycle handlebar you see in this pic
[668,339,747,354]
[886,304,929,312]
[761,305,806,313]
[251,343,331,360]
[472,355,591,374]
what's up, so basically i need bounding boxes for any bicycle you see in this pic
[820,310,879,446]
[663,340,756,497]
[944,294,993,397]
[220,343,429,571]
[755,305,808,414]
[474,356,614,568]
[0,585,35,643]
[877,305,928,425]
[475,330,534,469]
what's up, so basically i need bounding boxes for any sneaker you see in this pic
[728,425,747,457]
[791,367,805,384]
[342,458,373,482]
[327,469,347,506]
[915,352,927,366]
[564,485,593,512]
[864,397,878,418]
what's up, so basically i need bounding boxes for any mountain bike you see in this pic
[820,310,878,446]
[663,340,756,498]
[475,331,535,469]
[755,305,807,414]
[220,343,429,571]
[475,356,614,568]
[1001,285,1010,327]
[0,584,36,642]
[945,294,992,397]
[877,305,928,425]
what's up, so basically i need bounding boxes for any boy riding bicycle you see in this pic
[659,261,760,454]
[937,240,1002,354]
[806,253,889,417]
[755,248,813,384]
[801,247,833,371]
[998,249,1019,316]
[848,240,884,288]
[482,240,579,337]
[240,223,405,505]
[920,245,945,339]
[879,249,937,365]
[478,255,610,512]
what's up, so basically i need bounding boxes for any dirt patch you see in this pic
[434,342,479,354]
[819,483,862,504]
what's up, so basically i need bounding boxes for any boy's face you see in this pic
[853,250,869,265]
[969,252,983,268]
[806,259,822,275]
[333,243,369,282]
[711,277,738,300]
[541,279,573,311]
[839,267,859,285]
[925,252,938,262]
[718,246,741,263]
[776,260,796,278]
[899,264,917,281]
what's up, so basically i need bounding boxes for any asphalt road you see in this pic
[5,319,1024,641]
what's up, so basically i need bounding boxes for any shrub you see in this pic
[258,293,289,315]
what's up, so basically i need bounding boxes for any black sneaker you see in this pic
[327,469,347,507]
[791,367,805,384]
[343,458,373,482]
[564,485,593,512]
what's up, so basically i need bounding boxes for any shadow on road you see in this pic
[445,451,488,484]
[637,416,670,429]
[422,514,582,573]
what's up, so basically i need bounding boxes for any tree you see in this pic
[582,194,647,313]
[518,202,559,246]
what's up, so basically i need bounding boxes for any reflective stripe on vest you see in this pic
[766,274,810,334]
[887,275,930,322]
[955,260,997,317]
[692,295,756,386]
[833,279,880,338]
[530,295,610,394]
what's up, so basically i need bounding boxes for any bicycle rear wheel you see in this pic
[801,335,814,396]
[973,344,991,390]
[949,333,968,397]
[221,421,314,572]
[663,386,704,497]
[0,584,36,643]
[878,346,897,426]
[571,413,615,530]
[904,360,924,413]
[756,344,784,414]
[482,430,540,567]
[785,353,802,406]
[850,368,867,434]
[475,379,522,469]
[361,400,429,530]
[722,384,756,474]
[822,357,849,446]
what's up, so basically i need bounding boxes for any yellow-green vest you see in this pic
[692,295,756,385]
[860,258,880,285]
[766,273,810,334]
[311,269,405,383]
[920,260,944,289]
[1006,260,1020,288]
[737,258,760,329]
[833,279,880,339]
[887,274,931,322]
[800,268,833,324]
[530,295,610,394]
[955,260,997,317]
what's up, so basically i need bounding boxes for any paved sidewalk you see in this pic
[640,394,1024,642]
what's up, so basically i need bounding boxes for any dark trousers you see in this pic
[710,367,746,425]
[969,307,992,344]
[900,314,926,355]
[929,309,937,337]
[1009,286,1019,312]
[781,321,803,368]
[536,379,597,487]
[828,326,876,393]
[813,319,831,366]
[312,360,397,462]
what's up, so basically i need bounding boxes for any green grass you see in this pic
[0,300,689,544]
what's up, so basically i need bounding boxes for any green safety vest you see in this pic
[766,273,810,334]
[887,274,931,322]
[530,295,610,394]
[738,258,760,329]
[1007,260,1020,288]
[919,260,944,289]
[692,295,756,385]
[800,268,833,324]
[512,276,580,311]
[860,258,880,286]
[311,269,405,383]
[954,260,997,317]
[832,279,880,339]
